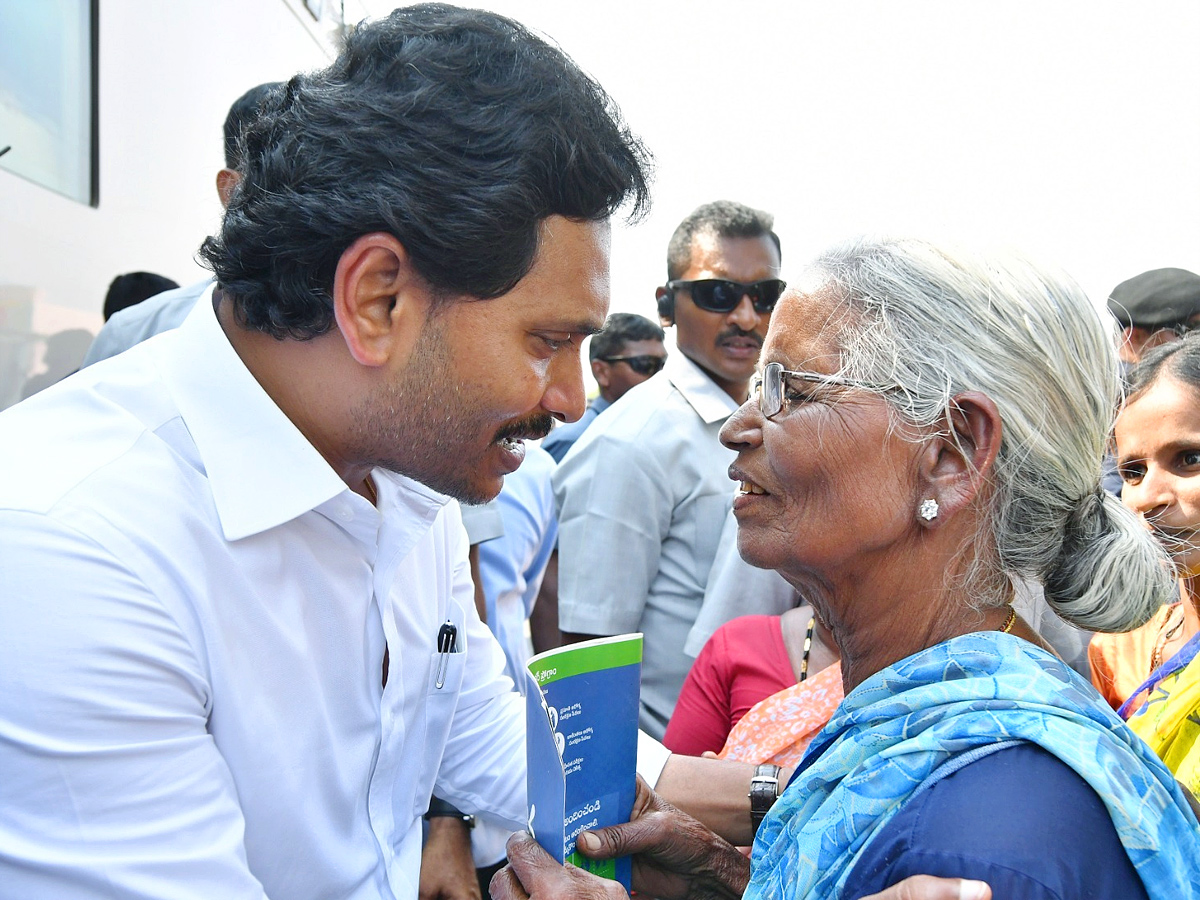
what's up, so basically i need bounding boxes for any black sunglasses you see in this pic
[599,354,667,376]
[666,278,786,314]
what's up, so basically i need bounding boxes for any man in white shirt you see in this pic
[553,201,783,738]
[0,6,649,899]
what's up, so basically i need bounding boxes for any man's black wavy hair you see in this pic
[200,3,652,339]
[222,82,282,170]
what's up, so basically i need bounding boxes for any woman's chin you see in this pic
[736,531,797,576]
[735,536,775,572]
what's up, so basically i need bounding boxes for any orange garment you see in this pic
[717,663,844,768]
[1089,604,1184,712]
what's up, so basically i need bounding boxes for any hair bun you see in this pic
[1042,486,1174,632]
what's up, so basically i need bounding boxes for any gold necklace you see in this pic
[363,475,377,506]
[1151,604,1186,673]
[999,606,1016,634]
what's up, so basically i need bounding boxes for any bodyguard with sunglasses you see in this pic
[553,200,783,738]
[542,312,667,463]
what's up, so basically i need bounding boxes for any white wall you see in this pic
[6,1,1199,405]
[357,0,1200,327]
[0,0,364,407]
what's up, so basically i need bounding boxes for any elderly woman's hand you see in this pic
[489,833,627,900]
[489,777,749,900]
[574,776,749,900]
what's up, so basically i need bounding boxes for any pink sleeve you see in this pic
[663,628,735,756]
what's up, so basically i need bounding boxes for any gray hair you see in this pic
[808,236,1173,633]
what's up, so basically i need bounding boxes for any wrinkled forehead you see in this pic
[762,286,858,372]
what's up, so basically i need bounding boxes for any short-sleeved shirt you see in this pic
[478,442,558,682]
[81,277,211,366]
[685,509,797,657]
[460,497,505,545]
[552,352,738,737]
[843,742,1149,899]
[542,395,609,462]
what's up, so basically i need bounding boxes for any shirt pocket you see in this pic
[410,618,467,817]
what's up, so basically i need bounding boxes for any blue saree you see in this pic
[745,632,1200,900]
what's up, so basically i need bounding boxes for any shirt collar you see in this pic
[590,395,611,415]
[157,286,453,541]
[664,352,741,424]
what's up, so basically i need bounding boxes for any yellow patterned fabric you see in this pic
[1129,634,1200,797]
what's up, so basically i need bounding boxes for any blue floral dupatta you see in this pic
[744,632,1200,900]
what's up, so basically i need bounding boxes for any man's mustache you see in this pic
[494,413,555,443]
[716,327,764,346]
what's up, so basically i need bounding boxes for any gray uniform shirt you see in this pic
[553,352,738,738]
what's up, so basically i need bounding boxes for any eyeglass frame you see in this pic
[597,354,668,376]
[664,278,787,314]
[753,361,897,419]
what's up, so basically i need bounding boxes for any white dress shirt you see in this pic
[0,287,525,900]
[552,352,738,738]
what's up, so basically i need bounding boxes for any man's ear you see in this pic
[656,287,675,327]
[215,168,241,209]
[917,391,1002,525]
[591,358,611,390]
[332,233,433,368]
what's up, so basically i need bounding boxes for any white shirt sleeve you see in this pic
[635,730,672,788]
[0,511,270,899]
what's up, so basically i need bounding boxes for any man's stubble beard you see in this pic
[346,317,496,504]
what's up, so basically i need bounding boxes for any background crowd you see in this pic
[4,5,1200,900]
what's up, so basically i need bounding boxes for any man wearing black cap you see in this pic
[1108,267,1200,364]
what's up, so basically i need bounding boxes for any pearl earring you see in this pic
[919,499,939,521]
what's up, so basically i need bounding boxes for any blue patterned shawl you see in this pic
[745,632,1200,900]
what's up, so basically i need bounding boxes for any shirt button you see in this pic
[337,503,354,521]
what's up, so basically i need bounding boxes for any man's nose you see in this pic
[541,353,587,423]
[727,294,762,331]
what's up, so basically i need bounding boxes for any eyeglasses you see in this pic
[599,354,667,376]
[665,278,787,314]
[754,361,894,418]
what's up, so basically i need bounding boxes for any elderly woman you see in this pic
[494,238,1200,900]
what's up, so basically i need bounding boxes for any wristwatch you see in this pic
[749,763,782,833]
[424,796,476,829]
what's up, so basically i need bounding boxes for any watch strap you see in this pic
[424,796,476,828]
[749,763,782,832]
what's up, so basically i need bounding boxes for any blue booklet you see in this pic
[524,633,642,889]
